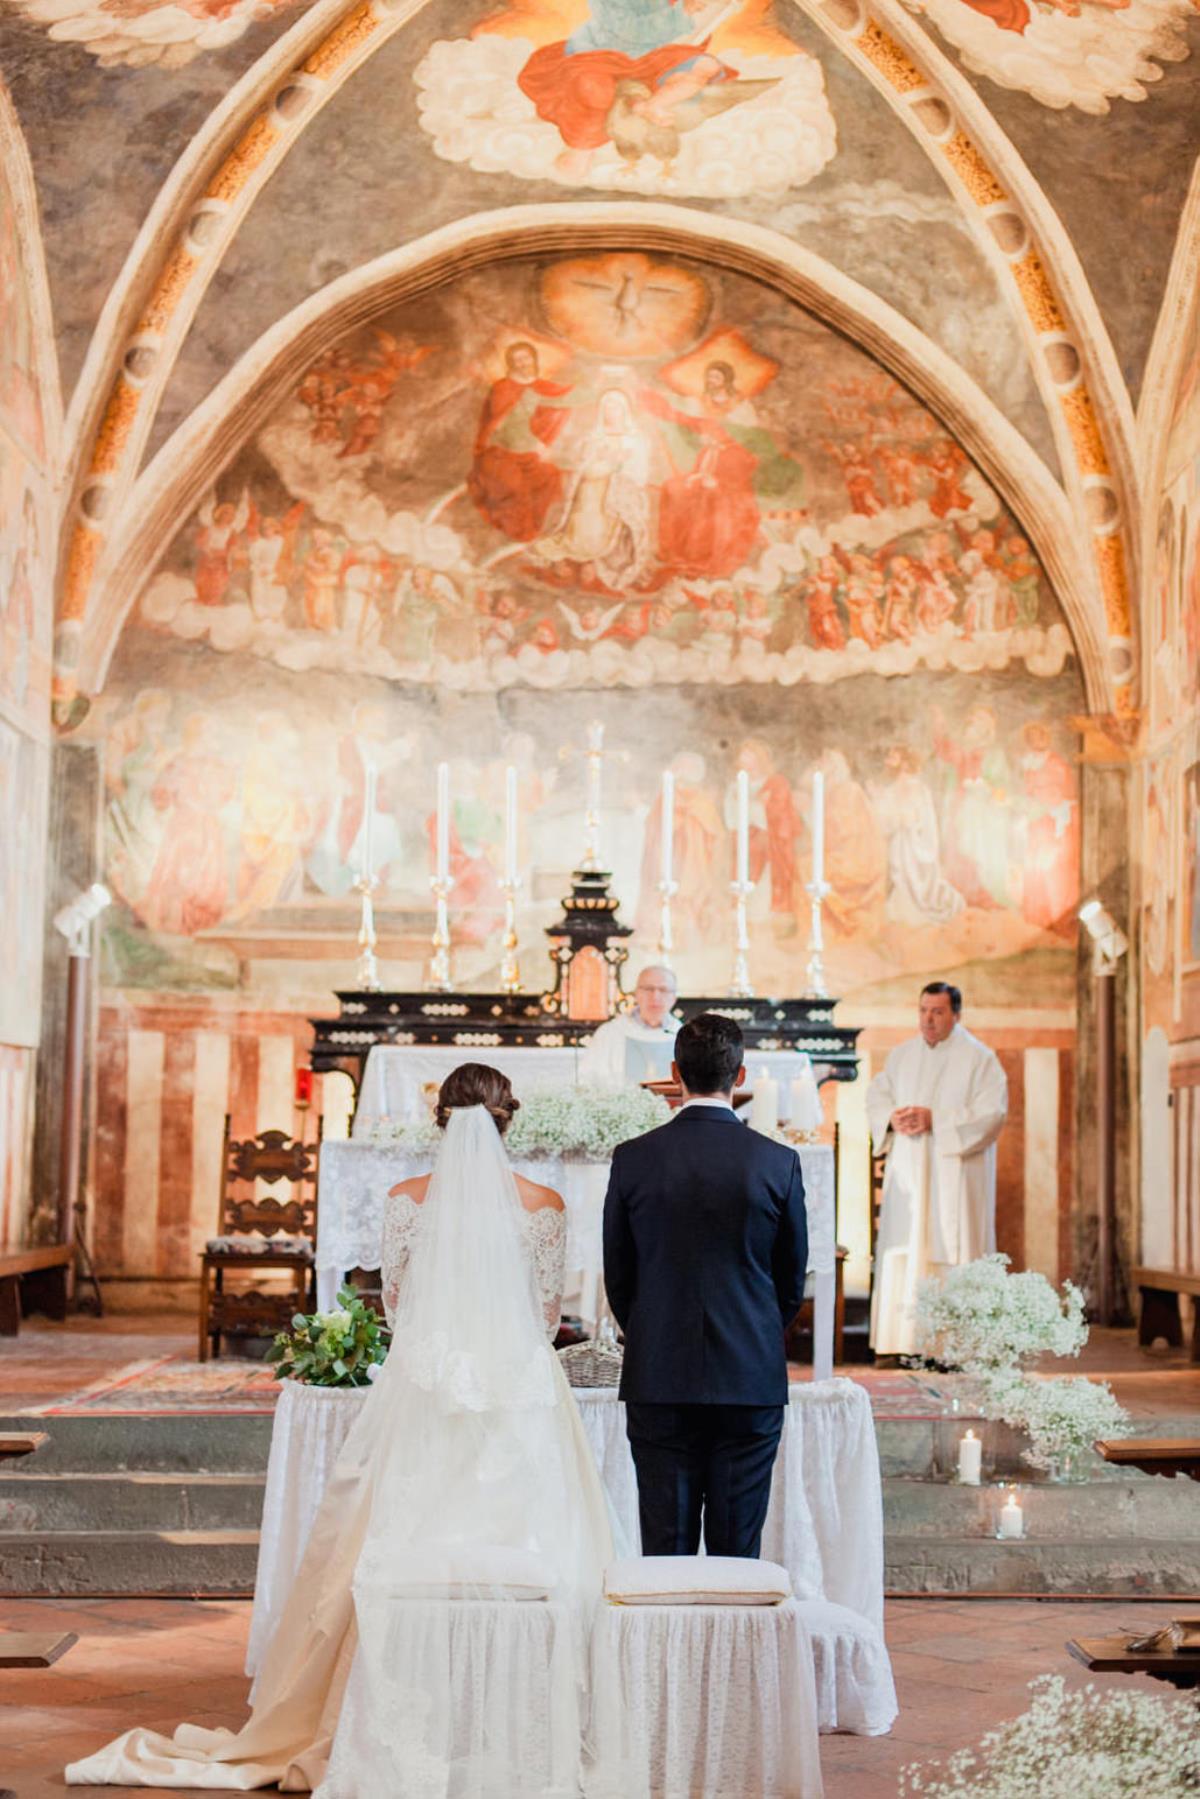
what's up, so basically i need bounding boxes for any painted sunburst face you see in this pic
[539,254,711,360]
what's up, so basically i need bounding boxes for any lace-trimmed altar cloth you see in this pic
[247,1379,895,1736]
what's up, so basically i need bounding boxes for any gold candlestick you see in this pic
[805,876,830,999]
[727,877,755,998]
[656,877,678,970]
[354,873,380,992]
[426,875,453,991]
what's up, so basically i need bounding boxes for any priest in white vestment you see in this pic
[867,982,1008,1356]
[580,964,679,1086]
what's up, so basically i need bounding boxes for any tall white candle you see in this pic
[736,768,750,887]
[504,765,518,886]
[811,769,825,887]
[957,1430,982,1486]
[661,770,675,887]
[361,760,377,885]
[751,1065,778,1133]
[436,762,450,884]
[998,1492,1025,1540]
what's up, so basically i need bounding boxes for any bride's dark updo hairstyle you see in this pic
[435,1062,520,1135]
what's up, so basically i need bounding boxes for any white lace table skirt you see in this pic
[587,1597,825,1799]
[248,1379,895,1736]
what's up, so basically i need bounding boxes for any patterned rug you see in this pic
[29,1356,282,1415]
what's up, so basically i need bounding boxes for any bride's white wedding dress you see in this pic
[66,1106,613,1795]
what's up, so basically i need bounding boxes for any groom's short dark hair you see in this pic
[675,1013,744,1095]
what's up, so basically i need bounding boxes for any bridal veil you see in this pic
[66,1104,612,1795]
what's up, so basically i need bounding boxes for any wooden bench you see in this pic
[0,1632,77,1669]
[0,1244,72,1336]
[1096,1437,1200,1482]
[1067,1633,1200,1689]
[1134,1266,1200,1361]
[0,1433,47,1460]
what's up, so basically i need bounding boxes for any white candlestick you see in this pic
[736,768,750,887]
[361,760,377,886]
[504,765,518,887]
[957,1430,982,1486]
[661,770,675,889]
[436,762,450,884]
[998,1493,1025,1540]
[811,769,825,888]
[751,1065,778,1133]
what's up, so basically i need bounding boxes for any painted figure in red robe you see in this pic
[468,342,573,542]
[1018,721,1079,932]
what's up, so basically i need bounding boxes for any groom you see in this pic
[603,1012,808,1558]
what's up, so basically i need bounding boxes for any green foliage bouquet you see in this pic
[269,1285,390,1388]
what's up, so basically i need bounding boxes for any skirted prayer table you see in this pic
[315,1140,838,1371]
[247,1377,896,1737]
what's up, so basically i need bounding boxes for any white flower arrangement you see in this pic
[981,1371,1132,1474]
[372,1084,671,1163]
[914,1254,1088,1375]
[900,1674,1200,1796]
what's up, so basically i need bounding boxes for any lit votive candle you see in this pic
[998,1491,1025,1540]
[957,1429,982,1486]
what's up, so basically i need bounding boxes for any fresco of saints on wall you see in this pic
[899,0,1194,113]
[412,0,837,197]
[139,253,1075,699]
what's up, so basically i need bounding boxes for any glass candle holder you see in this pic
[993,1482,1027,1541]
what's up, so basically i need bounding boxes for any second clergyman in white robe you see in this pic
[867,1023,1007,1355]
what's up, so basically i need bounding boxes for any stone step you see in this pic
[0,1529,260,1597]
[885,1535,1200,1597]
[883,1474,1200,1541]
[0,1414,274,1474]
[0,1472,266,1533]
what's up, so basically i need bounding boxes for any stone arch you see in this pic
[52,0,1138,716]
[78,203,1108,710]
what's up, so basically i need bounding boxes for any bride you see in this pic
[67,1062,614,1795]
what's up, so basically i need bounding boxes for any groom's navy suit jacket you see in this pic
[603,1105,808,1406]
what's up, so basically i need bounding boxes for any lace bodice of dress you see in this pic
[381,1191,566,1337]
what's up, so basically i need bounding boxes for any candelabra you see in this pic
[727,878,755,999]
[805,875,831,999]
[499,878,522,993]
[656,876,678,970]
[426,875,453,991]
[353,871,381,992]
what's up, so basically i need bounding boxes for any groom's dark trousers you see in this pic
[603,1104,808,1558]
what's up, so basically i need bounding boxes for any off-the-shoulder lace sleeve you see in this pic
[524,1207,567,1338]
[380,1193,423,1328]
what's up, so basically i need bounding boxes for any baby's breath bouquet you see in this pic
[373,1084,670,1162]
[900,1675,1200,1796]
[981,1370,1131,1474]
[269,1285,390,1388]
[914,1253,1087,1375]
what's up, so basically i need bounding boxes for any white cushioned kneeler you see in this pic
[794,1599,898,1737]
[586,1558,824,1798]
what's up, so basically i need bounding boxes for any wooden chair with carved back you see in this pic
[868,1143,887,1300]
[198,1114,322,1361]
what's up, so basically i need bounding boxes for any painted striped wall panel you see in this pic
[1170,1073,1200,1275]
[0,1044,36,1250]
[94,1003,321,1280]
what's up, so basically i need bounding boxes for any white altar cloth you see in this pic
[246,1378,895,1736]
[316,1141,837,1373]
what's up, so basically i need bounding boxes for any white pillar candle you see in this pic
[789,1059,823,1133]
[751,1065,778,1132]
[361,760,377,885]
[957,1430,982,1486]
[504,765,518,887]
[736,767,750,887]
[998,1492,1025,1540]
[811,769,825,887]
[436,761,450,884]
[661,769,675,887]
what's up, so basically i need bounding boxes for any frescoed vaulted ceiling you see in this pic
[1,0,1198,731]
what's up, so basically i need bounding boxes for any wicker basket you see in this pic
[557,1335,623,1389]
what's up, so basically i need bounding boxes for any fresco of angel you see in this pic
[900,0,1194,113]
[1,0,307,68]
[412,0,838,197]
